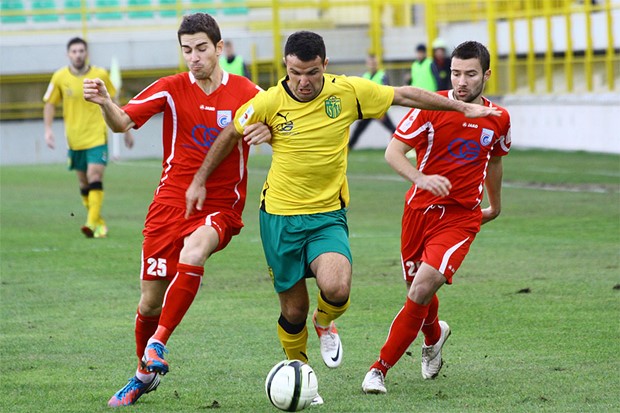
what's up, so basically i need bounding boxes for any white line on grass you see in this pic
[114,163,617,194]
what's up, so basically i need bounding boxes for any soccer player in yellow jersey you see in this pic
[185,31,500,405]
[43,37,133,238]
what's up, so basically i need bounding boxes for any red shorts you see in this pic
[401,204,481,284]
[140,202,243,281]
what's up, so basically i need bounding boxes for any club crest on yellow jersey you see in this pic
[324,96,341,118]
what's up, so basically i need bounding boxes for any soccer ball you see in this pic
[265,360,318,411]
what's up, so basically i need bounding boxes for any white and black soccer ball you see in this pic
[265,360,318,411]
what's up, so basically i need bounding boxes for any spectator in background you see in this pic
[431,38,452,91]
[219,39,250,78]
[349,53,397,149]
[43,36,133,239]
[405,43,436,91]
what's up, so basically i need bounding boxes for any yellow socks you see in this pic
[86,182,104,228]
[277,315,308,363]
[314,291,350,328]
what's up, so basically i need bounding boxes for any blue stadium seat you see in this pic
[96,0,122,20]
[64,0,85,21]
[190,0,215,15]
[32,0,59,22]
[158,0,176,18]
[0,0,27,23]
[128,0,153,18]
[222,0,247,15]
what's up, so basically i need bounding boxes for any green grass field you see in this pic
[1,149,619,413]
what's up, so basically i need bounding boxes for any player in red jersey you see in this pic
[83,13,271,407]
[362,41,511,394]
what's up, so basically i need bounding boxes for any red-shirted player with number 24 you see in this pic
[362,41,512,394]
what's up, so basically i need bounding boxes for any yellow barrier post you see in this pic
[369,0,383,66]
[605,0,616,91]
[564,0,574,92]
[544,0,553,93]
[508,1,517,93]
[584,0,593,91]
[272,0,284,81]
[526,0,536,93]
[486,0,498,95]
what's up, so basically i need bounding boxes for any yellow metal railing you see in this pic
[1,0,618,120]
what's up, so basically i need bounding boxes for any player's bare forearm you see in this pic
[193,123,242,186]
[43,103,55,129]
[100,100,134,132]
[186,124,243,218]
[392,86,501,118]
[386,138,452,197]
[43,103,56,149]
[482,156,503,224]
[385,138,420,182]
[83,78,134,132]
[242,122,272,145]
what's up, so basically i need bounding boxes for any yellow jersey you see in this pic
[234,74,394,215]
[43,65,117,150]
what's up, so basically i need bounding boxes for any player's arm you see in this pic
[43,102,56,149]
[481,155,503,225]
[83,78,135,132]
[185,122,271,218]
[104,77,135,149]
[392,86,501,119]
[385,138,451,197]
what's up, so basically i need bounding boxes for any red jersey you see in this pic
[123,72,261,213]
[394,90,511,210]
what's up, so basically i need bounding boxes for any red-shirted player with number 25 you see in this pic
[83,13,271,407]
[362,41,512,394]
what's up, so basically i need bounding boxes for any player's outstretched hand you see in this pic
[416,174,452,197]
[185,179,206,219]
[463,103,502,119]
[243,122,272,145]
[83,78,111,105]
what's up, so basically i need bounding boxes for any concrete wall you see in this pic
[1,95,618,167]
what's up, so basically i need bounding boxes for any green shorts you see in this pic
[259,208,352,293]
[67,144,108,171]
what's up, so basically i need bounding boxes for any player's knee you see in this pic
[321,281,350,304]
[179,248,209,266]
[408,279,442,304]
[281,305,308,325]
[138,297,162,316]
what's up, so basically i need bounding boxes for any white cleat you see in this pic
[362,368,387,394]
[313,311,343,368]
[421,320,451,379]
[310,393,324,406]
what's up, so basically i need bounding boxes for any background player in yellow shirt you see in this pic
[185,30,500,405]
[43,37,133,238]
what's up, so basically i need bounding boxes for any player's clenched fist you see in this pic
[83,78,110,104]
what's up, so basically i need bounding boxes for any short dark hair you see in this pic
[416,43,426,53]
[284,31,326,62]
[177,13,221,46]
[67,37,87,51]
[451,41,490,72]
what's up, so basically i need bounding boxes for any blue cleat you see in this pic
[107,375,160,407]
[143,342,169,375]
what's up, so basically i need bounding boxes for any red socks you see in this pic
[152,263,204,345]
[135,311,160,359]
[372,297,429,376]
[422,294,441,346]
